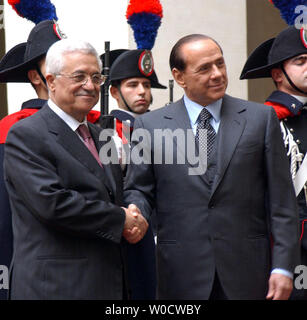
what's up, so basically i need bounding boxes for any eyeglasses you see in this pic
[56,72,106,86]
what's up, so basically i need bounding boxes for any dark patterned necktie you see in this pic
[196,108,216,160]
[77,124,102,167]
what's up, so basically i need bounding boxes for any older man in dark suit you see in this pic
[124,34,300,300]
[3,39,148,299]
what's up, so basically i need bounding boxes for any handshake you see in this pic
[122,204,149,244]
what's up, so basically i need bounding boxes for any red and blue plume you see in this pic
[269,0,306,25]
[126,0,163,50]
[8,0,58,24]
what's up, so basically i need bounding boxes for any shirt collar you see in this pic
[48,99,87,132]
[118,108,137,118]
[183,94,222,126]
[291,94,307,105]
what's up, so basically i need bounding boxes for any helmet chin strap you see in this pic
[117,85,134,113]
[281,65,307,95]
[35,65,47,87]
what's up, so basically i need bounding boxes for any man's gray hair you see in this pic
[45,39,102,74]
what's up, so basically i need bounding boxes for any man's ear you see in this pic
[271,67,283,84]
[45,74,56,92]
[172,68,186,89]
[27,69,41,86]
[110,85,120,100]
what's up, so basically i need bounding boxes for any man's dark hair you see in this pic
[169,34,223,71]
[111,79,122,88]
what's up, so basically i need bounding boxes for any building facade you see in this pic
[0,0,286,118]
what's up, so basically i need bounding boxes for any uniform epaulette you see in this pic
[265,90,304,118]
[0,109,38,143]
[86,110,101,124]
[265,100,293,120]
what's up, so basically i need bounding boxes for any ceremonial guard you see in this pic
[101,48,166,299]
[106,49,166,163]
[241,25,307,299]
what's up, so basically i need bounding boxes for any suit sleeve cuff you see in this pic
[271,268,293,279]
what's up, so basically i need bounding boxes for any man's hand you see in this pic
[266,273,293,300]
[122,204,148,244]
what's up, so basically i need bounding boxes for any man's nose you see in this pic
[210,64,222,78]
[82,76,96,90]
[137,84,146,94]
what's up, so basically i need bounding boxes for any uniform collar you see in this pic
[110,108,136,126]
[21,98,47,110]
[265,90,304,116]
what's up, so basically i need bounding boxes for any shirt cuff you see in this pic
[271,268,293,279]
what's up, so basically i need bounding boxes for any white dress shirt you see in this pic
[48,99,87,140]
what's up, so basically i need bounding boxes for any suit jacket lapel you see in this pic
[162,98,212,184]
[41,104,113,193]
[164,98,192,132]
[209,95,246,199]
[162,98,199,165]
[158,96,247,194]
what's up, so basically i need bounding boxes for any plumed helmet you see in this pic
[0,20,64,82]
[108,49,166,89]
[240,25,307,80]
